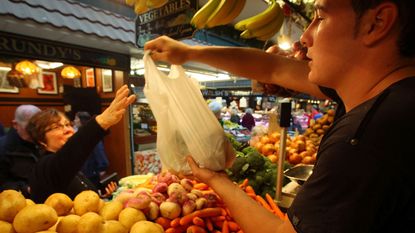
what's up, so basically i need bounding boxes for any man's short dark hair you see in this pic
[350,0,415,57]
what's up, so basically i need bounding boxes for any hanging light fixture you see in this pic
[61,66,81,79]
[15,60,38,75]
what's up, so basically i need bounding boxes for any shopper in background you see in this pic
[0,105,41,197]
[26,85,135,202]
[229,108,240,125]
[73,111,109,188]
[241,108,255,131]
[145,0,415,232]
[208,101,223,126]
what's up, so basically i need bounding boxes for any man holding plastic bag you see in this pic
[142,51,235,174]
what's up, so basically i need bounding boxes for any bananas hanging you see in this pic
[235,0,284,41]
[125,0,169,15]
[190,0,246,29]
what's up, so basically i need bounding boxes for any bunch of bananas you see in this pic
[190,0,246,29]
[235,0,284,41]
[125,0,168,14]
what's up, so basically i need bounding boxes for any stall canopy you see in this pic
[0,0,139,54]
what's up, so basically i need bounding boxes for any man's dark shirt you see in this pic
[289,78,415,233]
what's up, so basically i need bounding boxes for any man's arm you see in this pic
[187,157,297,233]
[145,36,326,99]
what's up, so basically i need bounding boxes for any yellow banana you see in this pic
[146,0,168,9]
[134,0,148,14]
[220,0,246,25]
[190,0,222,29]
[250,10,284,38]
[126,0,135,6]
[206,0,237,28]
[235,0,280,31]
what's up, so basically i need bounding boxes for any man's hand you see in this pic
[96,85,136,130]
[186,156,228,186]
[144,36,192,65]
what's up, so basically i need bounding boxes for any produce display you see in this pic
[0,171,287,233]
[303,109,335,144]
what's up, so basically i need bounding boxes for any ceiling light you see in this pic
[61,66,81,79]
[15,60,38,75]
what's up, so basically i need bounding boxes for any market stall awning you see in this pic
[0,0,138,54]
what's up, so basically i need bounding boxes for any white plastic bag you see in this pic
[143,52,235,174]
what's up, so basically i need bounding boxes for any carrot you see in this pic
[212,219,224,229]
[239,178,249,188]
[180,208,222,226]
[193,183,209,190]
[165,226,186,233]
[255,195,272,212]
[222,220,229,233]
[246,192,256,200]
[265,193,285,220]
[237,230,244,233]
[284,213,289,221]
[211,216,226,222]
[220,208,227,216]
[225,208,232,217]
[156,217,172,230]
[205,217,214,231]
[227,221,240,232]
[171,218,181,228]
[245,185,255,195]
[192,216,205,227]
[186,225,207,233]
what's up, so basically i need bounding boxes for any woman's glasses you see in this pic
[46,122,73,132]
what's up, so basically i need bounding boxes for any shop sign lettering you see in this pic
[135,0,197,47]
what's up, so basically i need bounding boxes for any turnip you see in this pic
[195,197,207,210]
[125,193,151,209]
[167,183,187,197]
[182,199,196,216]
[159,201,181,219]
[152,182,168,194]
[151,192,166,205]
[147,202,159,220]
[180,178,193,192]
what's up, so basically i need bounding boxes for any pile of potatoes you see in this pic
[0,189,163,233]
[303,109,335,145]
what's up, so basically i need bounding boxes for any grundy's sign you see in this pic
[0,32,130,70]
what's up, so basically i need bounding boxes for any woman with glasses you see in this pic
[26,85,135,203]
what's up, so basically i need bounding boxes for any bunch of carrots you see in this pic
[154,179,286,233]
[239,179,288,221]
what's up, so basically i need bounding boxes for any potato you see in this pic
[0,220,15,233]
[118,207,146,230]
[77,212,104,233]
[44,193,73,216]
[99,201,123,220]
[316,129,325,135]
[26,199,35,206]
[0,190,27,222]
[104,220,128,233]
[13,204,58,233]
[48,216,61,231]
[73,191,100,216]
[130,221,163,233]
[56,215,80,233]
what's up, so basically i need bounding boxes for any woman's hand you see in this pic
[100,181,117,199]
[96,85,136,130]
[144,35,192,65]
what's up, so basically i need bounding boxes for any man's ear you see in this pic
[360,2,399,46]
